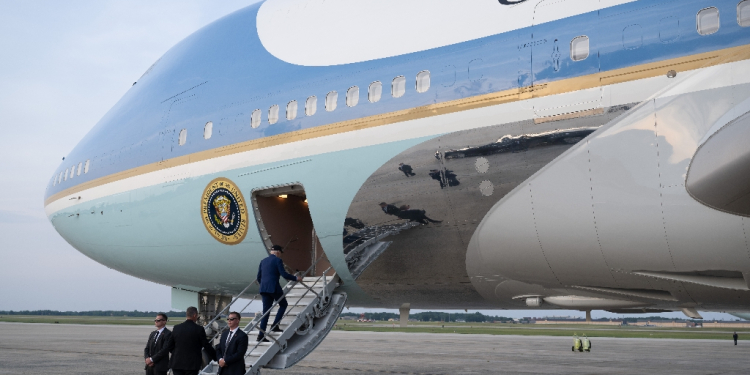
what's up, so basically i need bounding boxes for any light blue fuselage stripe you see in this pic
[46,0,750,199]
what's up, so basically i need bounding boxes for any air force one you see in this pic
[44,0,750,367]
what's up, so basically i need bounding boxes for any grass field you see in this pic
[332,321,750,341]
[2,315,748,340]
[0,315,166,326]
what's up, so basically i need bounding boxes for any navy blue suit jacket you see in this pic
[257,254,297,294]
[216,328,249,375]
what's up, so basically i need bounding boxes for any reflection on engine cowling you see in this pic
[343,105,633,308]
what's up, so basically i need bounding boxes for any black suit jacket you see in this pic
[216,328,249,375]
[257,254,297,294]
[144,328,172,371]
[165,319,217,371]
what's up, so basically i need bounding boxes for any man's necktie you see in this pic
[226,331,233,346]
[151,331,159,353]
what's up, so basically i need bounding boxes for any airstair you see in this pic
[199,259,345,375]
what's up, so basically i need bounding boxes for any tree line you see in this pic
[0,310,178,317]
[340,311,514,322]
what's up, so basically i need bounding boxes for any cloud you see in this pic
[0,0,255,311]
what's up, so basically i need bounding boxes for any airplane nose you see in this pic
[687,110,750,216]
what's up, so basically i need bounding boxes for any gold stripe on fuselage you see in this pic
[44,44,750,207]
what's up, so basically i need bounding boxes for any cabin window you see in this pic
[392,76,406,98]
[368,81,382,103]
[305,96,317,116]
[268,105,279,124]
[77,162,82,176]
[346,86,359,107]
[326,91,338,111]
[623,24,643,50]
[659,16,680,43]
[570,36,589,61]
[64,168,69,181]
[286,100,298,120]
[204,121,213,139]
[251,109,261,128]
[697,7,720,35]
[739,0,750,27]
[416,70,431,93]
[178,129,187,145]
[84,160,90,174]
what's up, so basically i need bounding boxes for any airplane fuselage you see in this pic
[45,0,750,314]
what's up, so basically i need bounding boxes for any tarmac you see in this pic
[0,322,748,375]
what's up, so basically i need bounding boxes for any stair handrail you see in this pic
[242,255,335,357]
[243,266,335,360]
[206,287,264,343]
[203,279,259,333]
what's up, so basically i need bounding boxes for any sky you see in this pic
[0,1,738,321]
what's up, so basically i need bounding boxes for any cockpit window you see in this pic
[84,160,90,174]
[77,162,82,176]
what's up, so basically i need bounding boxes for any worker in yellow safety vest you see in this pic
[572,333,582,352]
[581,334,591,352]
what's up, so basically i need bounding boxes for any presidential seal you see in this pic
[201,177,248,245]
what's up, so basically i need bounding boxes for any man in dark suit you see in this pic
[144,313,171,375]
[216,311,249,374]
[164,306,217,375]
[256,245,301,341]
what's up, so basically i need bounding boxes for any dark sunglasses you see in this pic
[154,319,165,322]
[227,317,238,321]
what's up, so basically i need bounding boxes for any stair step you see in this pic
[285,293,317,298]
[302,275,335,282]
[248,330,282,336]
[292,283,325,288]
[270,311,300,317]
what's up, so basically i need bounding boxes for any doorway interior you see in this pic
[251,184,330,277]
